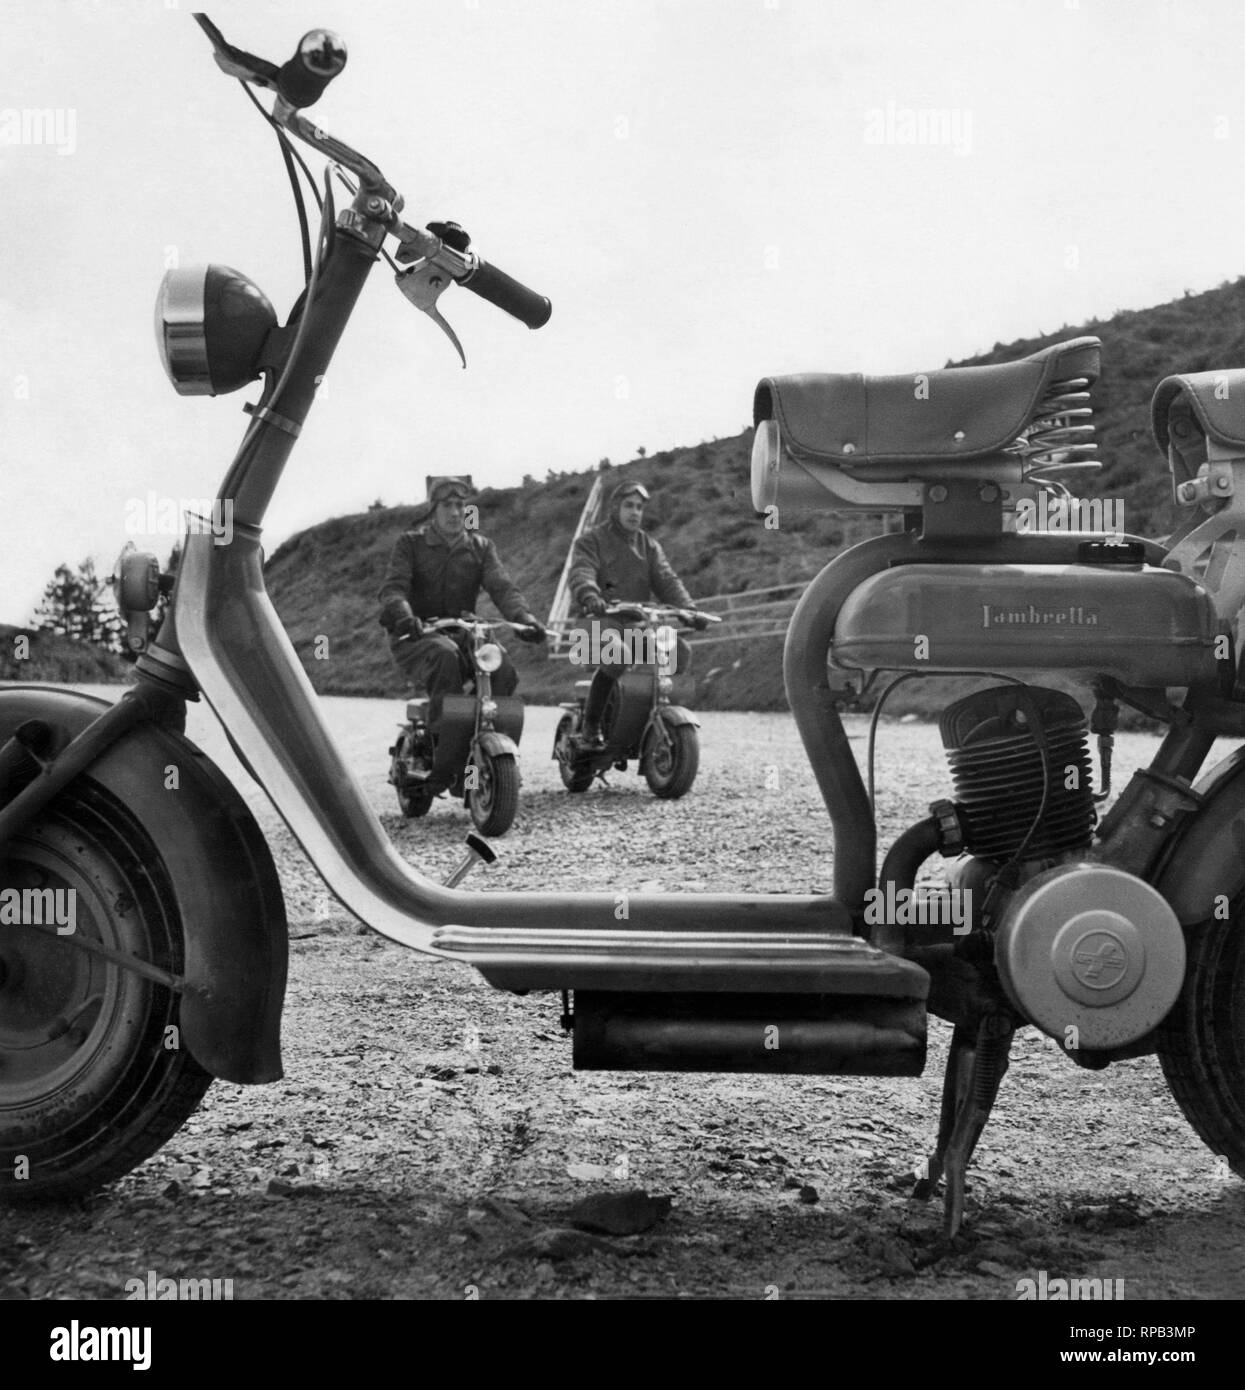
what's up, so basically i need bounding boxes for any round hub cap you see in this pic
[994,863,1184,1048]
[1051,911,1143,1005]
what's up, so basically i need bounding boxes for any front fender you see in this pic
[0,686,286,1083]
[653,704,700,730]
[1153,744,1245,923]
[475,730,519,760]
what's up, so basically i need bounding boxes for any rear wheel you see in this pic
[468,752,520,836]
[554,714,593,793]
[1156,908,1245,1177]
[642,717,699,799]
[0,785,211,1202]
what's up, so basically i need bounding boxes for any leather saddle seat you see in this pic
[754,336,1101,470]
[1153,368,1245,486]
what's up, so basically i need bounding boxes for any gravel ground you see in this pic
[2,688,1245,1301]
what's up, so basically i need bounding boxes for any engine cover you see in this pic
[994,863,1185,1048]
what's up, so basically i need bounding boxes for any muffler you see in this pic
[572,991,927,1075]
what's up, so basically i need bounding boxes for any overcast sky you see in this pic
[3,0,1245,625]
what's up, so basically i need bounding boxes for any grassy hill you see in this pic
[0,624,131,683]
[264,275,1245,712]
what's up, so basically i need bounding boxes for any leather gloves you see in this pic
[393,615,422,641]
[690,610,712,631]
[582,593,607,618]
[517,616,546,643]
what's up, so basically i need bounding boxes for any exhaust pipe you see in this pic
[573,991,926,1076]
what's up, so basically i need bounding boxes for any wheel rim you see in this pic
[645,722,675,781]
[0,824,150,1110]
[555,718,579,776]
[393,729,432,814]
[471,757,494,815]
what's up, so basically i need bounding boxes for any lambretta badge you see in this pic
[1070,931,1128,989]
[982,603,1099,629]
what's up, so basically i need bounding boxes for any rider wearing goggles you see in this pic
[568,479,710,742]
[377,476,545,726]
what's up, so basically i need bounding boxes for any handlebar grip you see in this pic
[459,259,552,329]
[276,29,347,108]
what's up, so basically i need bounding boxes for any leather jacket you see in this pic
[568,519,693,613]
[377,523,532,630]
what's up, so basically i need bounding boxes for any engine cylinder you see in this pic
[940,685,1094,860]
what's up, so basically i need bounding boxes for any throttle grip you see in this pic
[459,259,552,329]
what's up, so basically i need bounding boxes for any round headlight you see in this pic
[476,643,503,673]
[654,624,678,673]
[155,265,276,396]
[751,417,782,511]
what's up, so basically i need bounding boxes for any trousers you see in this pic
[581,630,693,733]
[391,633,517,716]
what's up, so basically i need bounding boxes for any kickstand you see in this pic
[911,1013,1015,1237]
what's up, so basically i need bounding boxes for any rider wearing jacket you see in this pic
[378,477,545,724]
[568,480,709,742]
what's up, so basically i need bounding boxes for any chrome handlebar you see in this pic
[603,604,723,628]
[192,13,551,360]
[397,617,538,643]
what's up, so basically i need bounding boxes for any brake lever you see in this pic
[395,265,466,368]
[393,235,468,369]
[193,13,280,87]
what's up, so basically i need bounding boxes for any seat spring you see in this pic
[1013,374,1101,483]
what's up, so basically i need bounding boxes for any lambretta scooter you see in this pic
[4,16,1245,1238]
[553,602,722,798]
[388,616,533,835]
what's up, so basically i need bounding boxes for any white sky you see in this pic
[3,0,1244,624]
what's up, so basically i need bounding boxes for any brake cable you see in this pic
[267,169,335,410]
[236,78,321,283]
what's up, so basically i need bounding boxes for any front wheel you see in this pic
[468,752,520,836]
[391,727,433,818]
[641,717,699,799]
[1156,907,1245,1177]
[0,785,212,1202]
